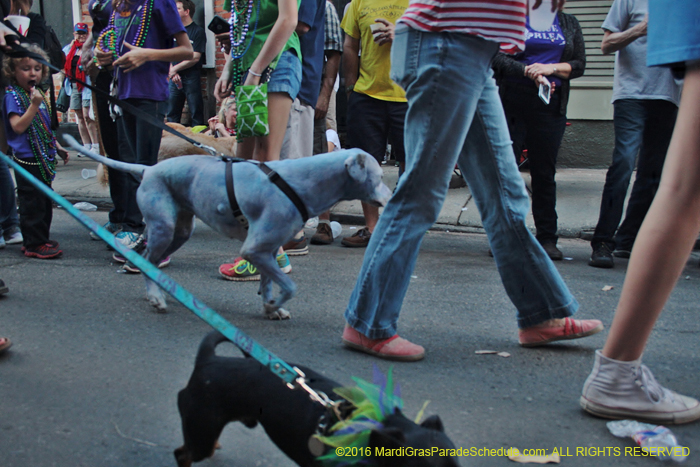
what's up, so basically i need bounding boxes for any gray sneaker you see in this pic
[91,221,122,240]
[3,226,23,245]
[581,350,700,424]
[115,230,141,249]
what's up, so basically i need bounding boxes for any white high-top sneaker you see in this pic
[581,350,700,424]
[91,143,101,154]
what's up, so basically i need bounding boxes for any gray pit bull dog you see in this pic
[65,136,392,318]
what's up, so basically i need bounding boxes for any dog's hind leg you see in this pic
[140,211,192,311]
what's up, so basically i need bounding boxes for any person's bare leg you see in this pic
[75,108,90,145]
[362,203,379,233]
[253,92,293,163]
[580,65,700,425]
[603,65,700,362]
[84,108,99,145]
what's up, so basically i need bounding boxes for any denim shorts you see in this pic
[265,50,302,101]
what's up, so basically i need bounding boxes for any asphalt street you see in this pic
[1,209,699,466]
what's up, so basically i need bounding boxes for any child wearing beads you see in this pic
[93,0,192,258]
[2,45,69,259]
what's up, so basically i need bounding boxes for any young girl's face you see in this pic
[224,103,237,128]
[14,58,43,92]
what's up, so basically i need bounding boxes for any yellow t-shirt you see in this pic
[341,0,407,102]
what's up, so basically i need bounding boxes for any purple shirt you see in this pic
[509,14,566,89]
[113,0,185,101]
[3,89,57,161]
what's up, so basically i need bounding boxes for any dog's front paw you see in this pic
[147,294,168,313]
[265,307,291,320]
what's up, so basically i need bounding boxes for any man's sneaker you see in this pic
[581,350,700,424]
[112,235,146,263]
[341,227,371,248]
[310,222,333,245]
[282,235,309,256]
[123,256,171,274]
[219,252,292,281]
[519,317,604,347]
[3,227,23,245]
[541,242,563,261]
[91,221,122,241]
[612,248,631,258]
[115,231,141,249]
[24,242,62,259]
[589,243,614,268]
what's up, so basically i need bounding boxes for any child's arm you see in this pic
[9,88,44,135]
[114,31,193,74]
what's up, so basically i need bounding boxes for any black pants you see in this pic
[14,161,53,248]
[501,84,567,244]
[93,69,125,226]
[115,98,165,233]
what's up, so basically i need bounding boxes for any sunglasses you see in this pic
[75,31,87,35]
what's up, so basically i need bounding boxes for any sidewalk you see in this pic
[51,152,618,239]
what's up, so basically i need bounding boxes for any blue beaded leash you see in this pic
[0,150,332,406]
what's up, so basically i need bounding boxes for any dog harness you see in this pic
[223,157,310,228]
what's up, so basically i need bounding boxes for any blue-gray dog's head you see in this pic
[345,152,393,207]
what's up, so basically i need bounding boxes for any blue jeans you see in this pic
[166,71,205,126]
[0,155,19,236]
[344,27,578,338]
[591,99,678,250]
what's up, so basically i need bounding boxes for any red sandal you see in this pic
[342,325,425,361]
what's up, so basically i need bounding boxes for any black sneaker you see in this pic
[612,248,631,258]
[589,244,614,268]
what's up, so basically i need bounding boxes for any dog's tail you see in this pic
[63,134,148,180]
[195,331,252,365]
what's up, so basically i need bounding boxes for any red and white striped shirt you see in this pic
[398,0,527,54]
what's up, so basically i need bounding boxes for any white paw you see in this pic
[265,307,291,320]
[147,294,168,312]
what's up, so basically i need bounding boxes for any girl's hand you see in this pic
[57,145,70,165]
[30,88,44,107]
[208,116,220,133]
[114,43,150,73]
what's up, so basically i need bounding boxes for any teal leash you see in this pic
[0,150,333,405]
